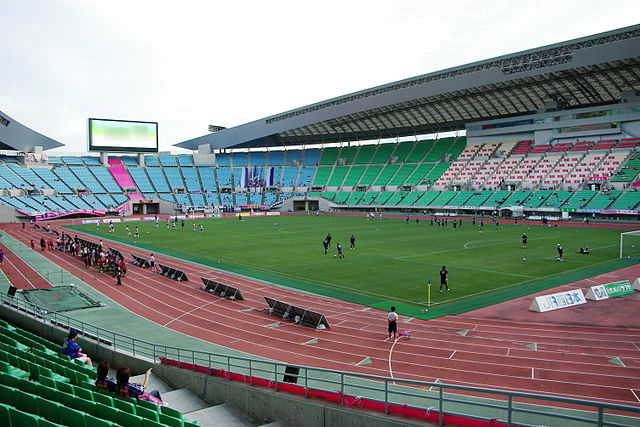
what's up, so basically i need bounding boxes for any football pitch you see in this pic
[71,215,633,315]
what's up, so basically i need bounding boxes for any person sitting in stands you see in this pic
[95,361,116,391]
[61,329,92,366]
[115,366,164,405]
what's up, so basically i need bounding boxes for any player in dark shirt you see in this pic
[350,235,356,249]
[439,265,449,292]
[323,239,329,254]
[522,233,528,248]
[336,243,344,258]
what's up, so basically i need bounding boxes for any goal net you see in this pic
[619,230,640,259]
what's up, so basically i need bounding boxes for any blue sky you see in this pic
[1,0,639,153]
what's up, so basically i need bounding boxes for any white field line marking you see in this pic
[422,257,624,307]
[631,389,640,403]
[531,368,534,379]
[395,258,539,279]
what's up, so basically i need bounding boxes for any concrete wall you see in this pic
[0,304,425,426]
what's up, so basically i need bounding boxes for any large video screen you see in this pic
[88,118,158,153]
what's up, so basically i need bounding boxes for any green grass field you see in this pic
[70,215,632,315]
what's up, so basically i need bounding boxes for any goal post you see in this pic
[619,230,640,259]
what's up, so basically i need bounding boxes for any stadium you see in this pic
[1,20,640,427]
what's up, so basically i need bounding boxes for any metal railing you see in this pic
[2,293,639,427]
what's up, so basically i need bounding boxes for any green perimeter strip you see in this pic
[68,226,634,320]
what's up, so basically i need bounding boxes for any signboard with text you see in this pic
[586,280,634,300]
[529,289,586,312]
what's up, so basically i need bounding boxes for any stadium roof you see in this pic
[176,25,640,151]
[0,110,64,152]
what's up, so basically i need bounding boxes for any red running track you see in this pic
[2,221,640,408]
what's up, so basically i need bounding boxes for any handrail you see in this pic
[2,293,639,426]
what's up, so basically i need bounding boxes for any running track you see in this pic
[2,221,640,408]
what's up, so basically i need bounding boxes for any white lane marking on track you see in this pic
[4,256,39,289]
[388,337,400,385]
[631,389,640,403]
[163,300,220,327]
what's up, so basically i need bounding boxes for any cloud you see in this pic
[1,0,639,152]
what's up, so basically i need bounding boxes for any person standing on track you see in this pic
[0,249,5,265]
[387,306,398,341]
[115,265,123,286]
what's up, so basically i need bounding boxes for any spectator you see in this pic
[95,361,116,392]
[61,329,92,366]
[115,366,164,405]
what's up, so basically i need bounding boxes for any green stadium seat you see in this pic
[0,360,29,379]
[54,389,75,410]
[15,388,39,414]
[53,379,75,395]
[160,405,183,420]
[58,405,86,427]
[75,372,92,385]
[159,413,184,427]
[371,144,395,163]
[93,391,114,407]
[0,384,15,406]
[38,366,68,384]
[113,397,137,414]
[141,419,167,427]
[36,384,57,401]
[0,403,10,427]
[135,405,160,422]
[9,407,40,427]
[94,403,121,424]
[0,319,16,331]
[74,398,96,416]
[137,399,160,412]
[3,372,21,389]
[118,411,144,427]
[84,414,117,427]
[20,378,40,396]
[79,379,96,391]
[39,375,56,388]
[36,398,62,424]
[39,419,69,427]
[72,384,94,401]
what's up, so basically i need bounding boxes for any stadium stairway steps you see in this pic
[135,372,261,426]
